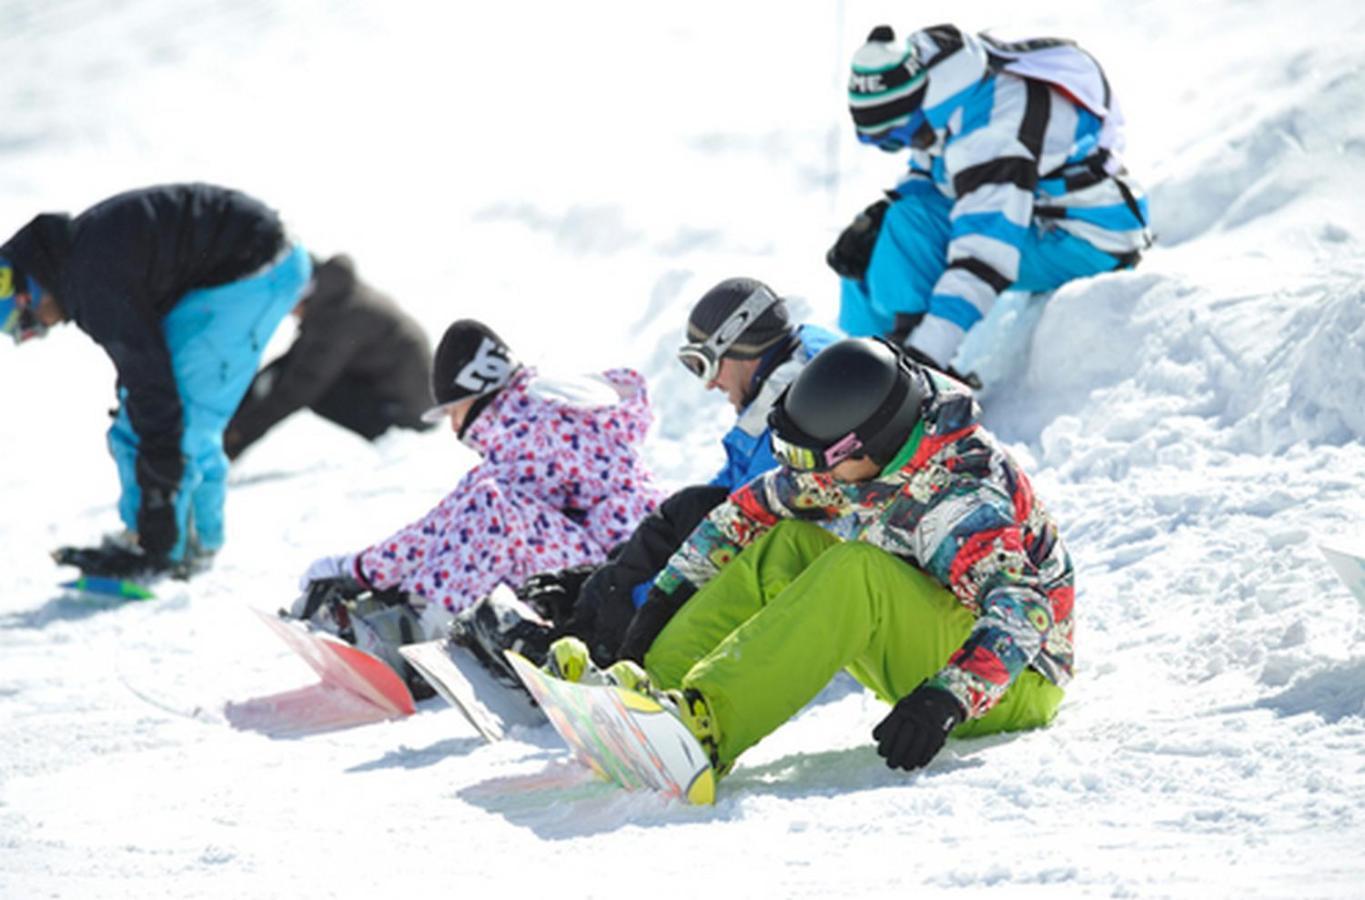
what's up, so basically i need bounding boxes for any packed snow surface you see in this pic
[2,0,1364,896]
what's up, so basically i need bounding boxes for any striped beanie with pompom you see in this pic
[847,25,927,145]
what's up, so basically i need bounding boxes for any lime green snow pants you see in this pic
[644,521,1064,769]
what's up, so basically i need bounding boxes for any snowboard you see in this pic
[232,609,416,734]
[504,650,716,805]
[59,575,157,602]
[1321,542,1365,605]
[399,639,543,742]
[52,541,211,602]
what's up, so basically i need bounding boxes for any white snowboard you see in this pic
[1321,542,1365,605]
[505,651,716,805]
[399,639,543,742]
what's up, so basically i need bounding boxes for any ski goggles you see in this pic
[856,109,934,153]
[0,262,46,345]
[767,398,866,473]
[676,284,781,382]
[770,430,865,473]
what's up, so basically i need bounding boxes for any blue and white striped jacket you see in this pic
[895,27,1150,347]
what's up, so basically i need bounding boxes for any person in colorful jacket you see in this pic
[296,318,665,638]
[573,336,1073,776]
[828,24,1151,382]
[0,183,310,575]
[692,279,840,493]
[453,277,841,670]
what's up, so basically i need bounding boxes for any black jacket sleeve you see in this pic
[64,215,186,478]
[566,484,729,664]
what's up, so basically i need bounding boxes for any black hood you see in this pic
[0,213,75,296]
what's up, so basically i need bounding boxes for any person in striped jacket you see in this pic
[829,24,1152,382]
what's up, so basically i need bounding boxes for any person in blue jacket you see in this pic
[447,277,840,672]
[827,24,1152,384]
[682,278,839,492]
[0,183,311,577]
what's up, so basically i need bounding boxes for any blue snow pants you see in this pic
[838,179,1125,338]
[108,244,311,560]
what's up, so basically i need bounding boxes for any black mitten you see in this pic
[136,485,178,559]
[872,683,966,771]
[134,449,183,559]
[825,195,895,280]
[516,563,599,624]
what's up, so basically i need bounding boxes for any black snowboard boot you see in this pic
[447,587,554,691]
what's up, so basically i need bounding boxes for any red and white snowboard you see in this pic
[227,609,415,736]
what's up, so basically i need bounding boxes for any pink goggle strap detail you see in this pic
[823,432,864,467]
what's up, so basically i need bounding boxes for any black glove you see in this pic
[516,564,599,624]
[134,449,183,558]
[136,485,178,559]
[581,571,640,666]
[52,544,171,580]
[826,194,895,280]
[901,345,983,391]
[616,582,696,663]
[872,683,966,772]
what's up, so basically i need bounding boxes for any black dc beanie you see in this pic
[421,319,520,423]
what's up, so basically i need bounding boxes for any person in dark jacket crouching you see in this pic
[0,183,311,578]
[224,253,433,459]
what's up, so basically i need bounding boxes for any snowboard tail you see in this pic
[242,608,416,733]
[60,576,157,601]
[505,650,715,805]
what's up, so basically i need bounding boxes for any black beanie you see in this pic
[686,277,793,360]
[421,319,520,424]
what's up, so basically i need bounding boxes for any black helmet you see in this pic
[768,337,926,470]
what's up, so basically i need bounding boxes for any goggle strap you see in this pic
[823,432,865,467]
[699,285,781,361]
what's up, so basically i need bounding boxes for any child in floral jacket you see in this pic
[298,319,664,637]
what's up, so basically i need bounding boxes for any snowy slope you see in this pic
[2,0,1364,897]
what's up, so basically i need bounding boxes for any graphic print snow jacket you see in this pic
[356,366,665,606]
[655,369,1075,719]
